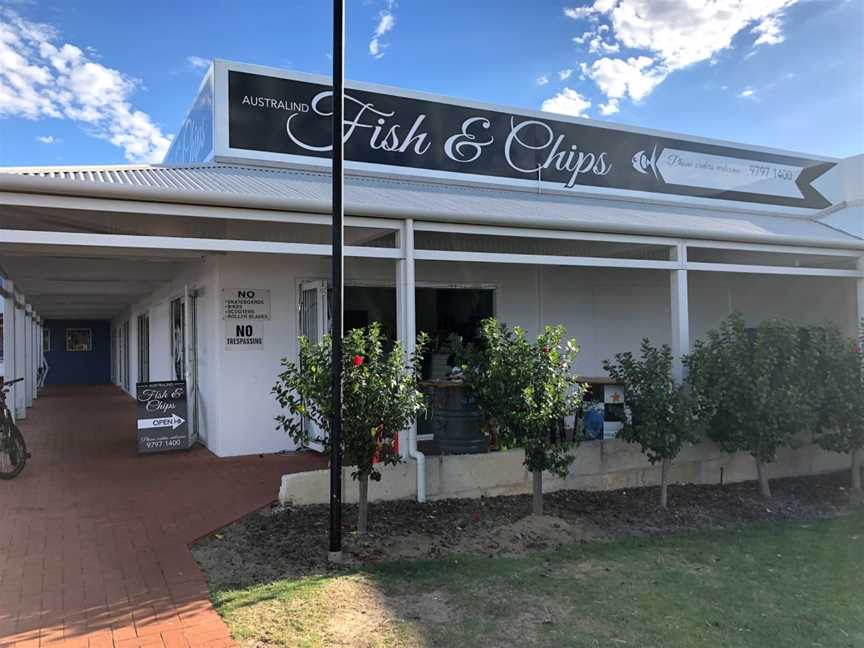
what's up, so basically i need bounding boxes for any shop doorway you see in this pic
[298,282,495,376]
[297,281,494,452]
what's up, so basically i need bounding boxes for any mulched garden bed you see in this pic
[192,470,857,589]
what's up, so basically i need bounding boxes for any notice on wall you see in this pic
[136,381,190,453]
[224,321,264,349]
[223,289,270,320]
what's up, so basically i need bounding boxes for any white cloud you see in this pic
[563,1,798,110]
[573,30,593,44]
[738,88,757,98]
[752,16,785,46]
[369,0,396,59]
[541,87,592,117]
[599,98,620,115]
[536,74,549,86]
[558,68,573,81]
[186,55,209,70]
[567,1,795,67]
[0,9,171,162]
[564,7,595,20]
[588,35,620,54]
[586,55,666,102]
[36,134,58,144]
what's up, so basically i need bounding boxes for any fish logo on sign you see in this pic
[631,144,660,180]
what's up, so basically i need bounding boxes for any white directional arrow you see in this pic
[653,148,805,199]
[137,414,185,431]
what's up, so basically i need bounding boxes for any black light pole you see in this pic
[328,0,345,564]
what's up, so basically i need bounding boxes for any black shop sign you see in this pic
[136,381,190,453]
[227,70,834,209]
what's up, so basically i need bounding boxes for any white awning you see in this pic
[0,162,861,249]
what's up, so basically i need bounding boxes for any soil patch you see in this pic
[192,470,854,588]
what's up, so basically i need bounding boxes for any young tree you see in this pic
[273,323,428,534]
[454,319,584,516]
[603,340,699,508]
[685,313,812,498]
[811,323,864,493]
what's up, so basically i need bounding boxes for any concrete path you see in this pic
[0,385,324,648]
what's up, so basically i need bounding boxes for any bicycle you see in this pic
[0,377,28,479]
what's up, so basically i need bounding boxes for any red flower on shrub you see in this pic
[852,344,861,354]
[353,354,364,367]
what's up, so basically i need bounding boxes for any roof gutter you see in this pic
[1,173,862,251]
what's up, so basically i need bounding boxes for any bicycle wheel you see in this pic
[0,414,27,479]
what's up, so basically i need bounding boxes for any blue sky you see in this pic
[0,0,862,167]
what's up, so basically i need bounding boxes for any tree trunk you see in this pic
[358,473,369,535]
[659,458,671,509]
[532,469,543,516]
[756,459,772,498]
[852,449,862,492]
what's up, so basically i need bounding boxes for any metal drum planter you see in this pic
[423,381,488,455]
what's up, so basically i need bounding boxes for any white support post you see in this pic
[3,280,16,422]
[857,258,864,331]
[33,316,41,398]
[670,243,690,382]
[184,285,196,445]
[14,294,26,418]
[397,218,426,502]
[24,304,33,408]
[29,316,34,399]
[31,317,36,396]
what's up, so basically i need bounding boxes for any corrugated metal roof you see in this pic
[0,162,860,248]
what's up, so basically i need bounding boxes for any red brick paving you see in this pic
[0,385,325,648]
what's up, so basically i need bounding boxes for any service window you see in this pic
[65,328,92,352]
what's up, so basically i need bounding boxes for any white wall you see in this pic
[217,253,308,456]
[689,272,857,341]
[539,266,671,376]
[115,256,220,449]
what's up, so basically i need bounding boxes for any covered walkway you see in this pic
[0,385,324,648]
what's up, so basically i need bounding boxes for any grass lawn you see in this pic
[209,512,864,648]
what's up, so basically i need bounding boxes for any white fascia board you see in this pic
[0,228,401,259]
[414,249,680,270]
[685,262,862,278]
[414,220,680,247]
[425,220,863,257]
[683,238,863,257]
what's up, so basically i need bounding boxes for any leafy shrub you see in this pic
[452,319,585,515]
[604,340,700,508]
[685,313,812,498]
[273,323,428,533]
[810,322,864,491]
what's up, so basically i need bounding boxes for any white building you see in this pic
[1,61,861,487]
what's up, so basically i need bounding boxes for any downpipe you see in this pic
[407,423,426,503]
